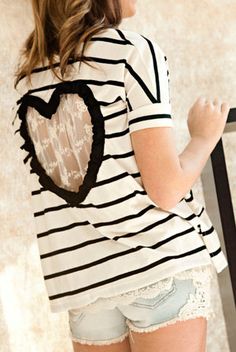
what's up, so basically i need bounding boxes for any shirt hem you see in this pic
[48,251,225,314]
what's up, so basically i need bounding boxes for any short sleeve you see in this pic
[124,34,173,133]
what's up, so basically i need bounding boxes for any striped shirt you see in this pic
[12,28,228,313]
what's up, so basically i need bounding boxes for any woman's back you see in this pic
[16,27,172,204]
[13,28,227,316]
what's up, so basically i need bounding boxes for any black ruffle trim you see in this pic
[16,80,105,207]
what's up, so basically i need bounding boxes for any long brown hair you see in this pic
[15,0,122,87]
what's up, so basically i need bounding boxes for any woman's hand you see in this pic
[187,96,230,146]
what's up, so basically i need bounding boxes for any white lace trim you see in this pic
[70,264,215,314]
[177,276,215,321]
[26,94,92,192]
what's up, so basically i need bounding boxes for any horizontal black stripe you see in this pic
[32,187,47,196]
[94,204,155,228]
[82,56,126,66]
[18,62,61,78]
[210,246,222,258]
[97,96,124,106]
[33,172,136,204]
[41,214,179,259]
[202,226,214,236]
[129,114,171,126]
[43,225,194,267]
[184,207,205,221]
[34,203,71,217]
[104,108,127,120]
[105,127,129,138]
[33,188,204,220]
[48,245,207,299]
[132,172,141,178]
[102,150,135,161]
[37,220,90,238]
[86,189,148,209]
[17,55,114,81]
[94,172,139,186]
[34,186,149,220]
[185,213,196,221]
[44,228,199,276]
[94,171,130,187]
[82,190,148,211]
[33,172,140,215]
[113,213,177,241]
[90,37,132,45]
[41,236,107,259]
[34,188,147,217]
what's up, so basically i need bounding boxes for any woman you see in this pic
[13,0,230,351]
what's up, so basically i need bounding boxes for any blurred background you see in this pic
[0,0,235,351]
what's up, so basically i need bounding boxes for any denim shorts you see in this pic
[68,265,215,346]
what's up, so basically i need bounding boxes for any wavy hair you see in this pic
[15,0,122,87]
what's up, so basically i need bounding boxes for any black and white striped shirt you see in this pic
[12,28,228,313]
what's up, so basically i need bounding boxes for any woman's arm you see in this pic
[130,126,210,211]
[121,33,230,209]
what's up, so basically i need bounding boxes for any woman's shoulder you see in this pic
[97,27,165,59]
[94,27,142,40]
[96,27,160,47]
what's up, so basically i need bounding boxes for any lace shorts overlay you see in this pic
[69,264,215,318]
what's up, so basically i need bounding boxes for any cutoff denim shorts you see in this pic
[68,265,215,346]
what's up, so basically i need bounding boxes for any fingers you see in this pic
[204,97,220,107]
[211,97,222,111]
[198,96,207,104]
[221,102,230,114]
[212,97,230,114]
[197,96,230,113]
[213,97,220,106]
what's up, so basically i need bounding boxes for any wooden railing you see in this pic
[201,108,236,352]
[210,108,236,305]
